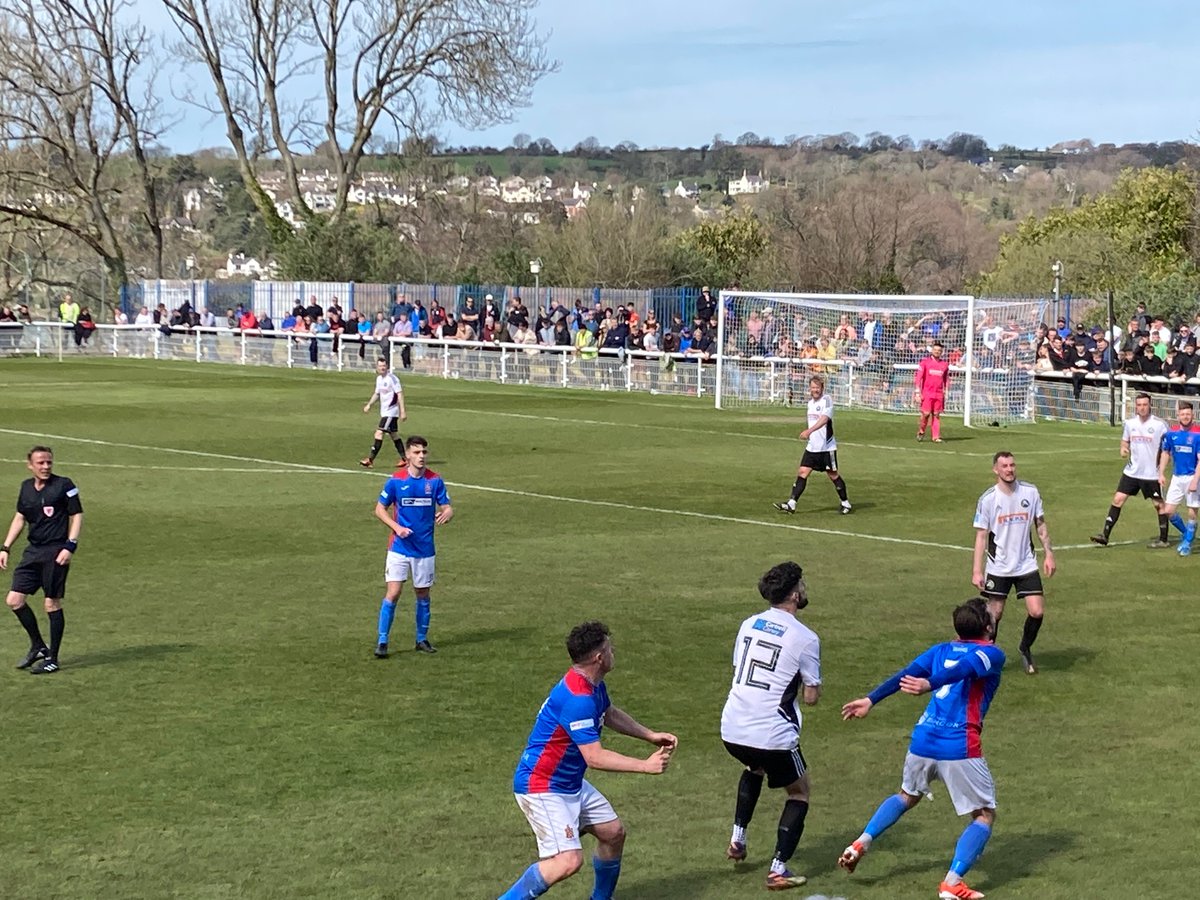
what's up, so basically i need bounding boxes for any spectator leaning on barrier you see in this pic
[58,293,80,325]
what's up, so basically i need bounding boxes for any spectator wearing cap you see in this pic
[696,286,716,322]
[1055,317,1070,339]
[482,293,501,328]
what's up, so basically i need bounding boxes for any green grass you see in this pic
[0,358,1193,900]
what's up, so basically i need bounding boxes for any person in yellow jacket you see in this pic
[58,294,81,325]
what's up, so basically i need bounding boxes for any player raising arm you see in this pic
[838,597,1004,900]
[499,622,677,900]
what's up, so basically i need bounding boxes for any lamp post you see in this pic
[529,257,542,309]
[1051,260,1063,320]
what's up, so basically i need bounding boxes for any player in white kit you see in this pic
[359,358,407,468]
[720,561,822,891]
[972,451,1055,675]
[774,376,852,515]
[1090,392,1171,547]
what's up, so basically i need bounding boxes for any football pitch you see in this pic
[0,358,1193,900]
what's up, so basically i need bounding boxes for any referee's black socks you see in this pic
[48,609,64,661]
[12,604,45,649]
[1020,614,1043,653]
[774,799,809,863]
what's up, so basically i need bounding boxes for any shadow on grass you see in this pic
[446,625,535,647]
[1028,646,1097,671]
[836,827,1079,892]
[980,828,1079,889]
[68,643,196,670]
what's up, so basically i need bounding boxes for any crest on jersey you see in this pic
[424,482,432,495]
[42,506,54,517]
[564,825,574,839]
[1020,499,1029,508]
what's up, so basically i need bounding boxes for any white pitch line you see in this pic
[436,406,1103,458]
[0,426,976,553]
[1057,540,1139,549]
[0,458,302,474]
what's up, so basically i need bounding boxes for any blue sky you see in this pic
[151,0,1199,152]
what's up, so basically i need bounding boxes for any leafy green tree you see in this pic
[676,210,768,286]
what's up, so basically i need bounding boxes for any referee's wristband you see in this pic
[0,544,9,553]
[65,539,78,553]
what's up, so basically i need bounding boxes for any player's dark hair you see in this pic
[992,450,1013,464]
[26,445,52,460]
[1135,392,1152,403]
[759,561,804,606]
[1179,401,1194,412]
[405,435,428,449]
[954,597,992,640]
[376,358,388,366]
[567,621,611,662]
[932,341,944,350]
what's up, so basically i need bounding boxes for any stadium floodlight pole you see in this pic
[1051,260,1063,319]
[529,258,542,310]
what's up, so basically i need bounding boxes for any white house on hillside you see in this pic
[672,180,700,200]
[220,251,270,279]
[728,170,769,196]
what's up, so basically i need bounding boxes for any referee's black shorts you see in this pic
[10,558,70,599]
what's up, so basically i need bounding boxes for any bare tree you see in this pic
[0,0,167,298]
[161,0,556,241]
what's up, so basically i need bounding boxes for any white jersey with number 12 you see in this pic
[720,606,821,750]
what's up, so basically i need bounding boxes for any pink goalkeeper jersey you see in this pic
[916,356,950,398]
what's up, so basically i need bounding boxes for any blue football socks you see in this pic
[591,856,622,900]
[415,597,431,643]
[950,821,992,877]
[499,862,549,899]
[864,793,911,839]
[1170,514,1187,534]
[377,599,396,644]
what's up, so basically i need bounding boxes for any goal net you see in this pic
[715,291,1048,426]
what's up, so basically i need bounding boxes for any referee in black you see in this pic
[0,445,83,674]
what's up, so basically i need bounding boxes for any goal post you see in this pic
[715,290,1048,426]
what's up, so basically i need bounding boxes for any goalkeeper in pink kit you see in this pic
[915,342,951,443]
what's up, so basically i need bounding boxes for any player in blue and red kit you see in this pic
[372,435,452,657]
[1158,401,1200,556]
[499,621,677,900]
[837,597,1005,900]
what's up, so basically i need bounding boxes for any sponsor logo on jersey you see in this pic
[943,658,959,668]
[996,511,1029,525]
[752,619,787,637]
[400,497,433,506]
[568,718,594,731]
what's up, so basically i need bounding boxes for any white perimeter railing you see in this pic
[3,322,1196,424]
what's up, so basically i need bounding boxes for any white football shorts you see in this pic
[384,551,435,588]
[902,752,996,816]
[1165,475,1200,509]
[514,780,617,858]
